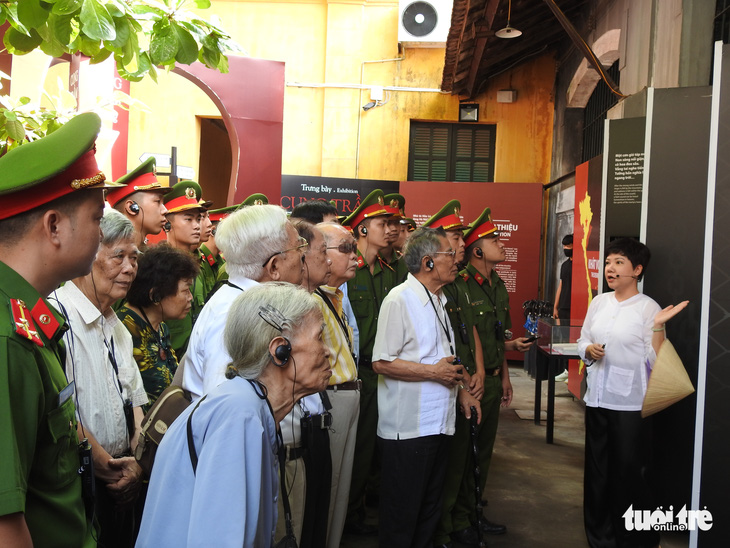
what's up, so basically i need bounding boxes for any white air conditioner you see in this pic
[398,0,454,47]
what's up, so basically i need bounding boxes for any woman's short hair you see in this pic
[224,282,320,380]
[125,243,200,308]
[100,208,135,247]
[215,205,290,280]
[605,237,651,281]
[403,227,446,274]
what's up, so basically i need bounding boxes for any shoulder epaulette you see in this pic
[10,299,43,346]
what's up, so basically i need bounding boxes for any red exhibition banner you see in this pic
[400,181,543,360]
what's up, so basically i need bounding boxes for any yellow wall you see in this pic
[11,0,555,188]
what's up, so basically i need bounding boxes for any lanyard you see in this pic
[315,288,354,353]
[418,281,454,356]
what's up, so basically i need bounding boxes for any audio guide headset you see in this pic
[425,257,434,270]
[258,304,293,367]
[360,226,368,236]
[129,202,140,214]
[475,247,483,258]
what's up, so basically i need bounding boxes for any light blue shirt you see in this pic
[136,376,279,547]
[340,282,359,363]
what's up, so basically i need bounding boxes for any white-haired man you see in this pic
[180,204,306,399]
[372,227,481,548]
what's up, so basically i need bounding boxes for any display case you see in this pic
[535,318,582,357]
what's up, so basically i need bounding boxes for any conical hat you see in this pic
[642,340,695,418]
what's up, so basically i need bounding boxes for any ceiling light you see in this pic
[496,0,522,39]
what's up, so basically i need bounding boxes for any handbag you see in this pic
[134,384,193,476]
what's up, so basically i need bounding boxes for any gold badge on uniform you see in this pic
[185,187,196,199]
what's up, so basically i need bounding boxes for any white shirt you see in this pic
[372,274,457,440]
[54,282,147,456]
[577,292,661,411]
[181,275,259,400]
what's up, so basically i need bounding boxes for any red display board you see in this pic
[568,157,603,396]
[400,181,543,360]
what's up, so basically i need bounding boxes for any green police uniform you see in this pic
[0,112,117,547]
[341,189,394,527]
[451,262,511,527]
[0,264,95,548]
[199,243,223,289]
[163,181,212,357]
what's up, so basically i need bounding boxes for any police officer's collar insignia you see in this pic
[206,254,216,266]
[11,299,43,346]
[473,271,484,285]
[31,298,60,340]
[185,187,196,199]
[357,255,366,269]
[460,271,470,281]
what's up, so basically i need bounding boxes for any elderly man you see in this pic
[181,204,305,399]
[373,227,481,548]
[316,222,361,548]
[0,112,121,547]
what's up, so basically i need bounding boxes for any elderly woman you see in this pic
[53,209,148,548]
[577,238,687,548]
[117,244,199,412]
[136,283,331,547]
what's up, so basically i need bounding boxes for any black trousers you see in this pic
[584,407,660,548]
[94,477,136,548]
[378,434,450,548]
[300,420,332,548]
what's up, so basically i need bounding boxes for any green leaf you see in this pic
[199,44,219,68]
[193,0,212,8]
[38,13,72,57]
[108,16,130,48]
[18,0,50,29]
[149,25,178,65]
[4,111,17,122]
[172,23,197,64]
[90,47,113,64]
[74,34,102,57]
[18,97,31,106]
[52,0,83,16]
[6,120,26,142]
[4,27,43,54]
[80,0,115,41]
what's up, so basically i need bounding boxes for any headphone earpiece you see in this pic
[360,226,368,236]
[163,221,171,232]
[271,337,292,367]
[129,202,140,214]
[425,257,434,270]
[475,248,483,258]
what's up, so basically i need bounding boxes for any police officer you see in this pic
[162,180,212,357]
[107,157,171,248]
[342,189,396,535]
[422,201,488,547]
[382,193,409,285]
[0,112,123,547]
[454,208,534,543]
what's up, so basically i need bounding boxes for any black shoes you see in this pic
[450,526,481,546]
[479,518,507,535]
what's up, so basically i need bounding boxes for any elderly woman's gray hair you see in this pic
[403,227,447,274]
[215,205,291,281]
[100,208,135,246]
[224,282,320,379]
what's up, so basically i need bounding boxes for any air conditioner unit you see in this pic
[398,0,454,47]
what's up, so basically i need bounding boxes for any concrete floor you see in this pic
[340,366,689,548]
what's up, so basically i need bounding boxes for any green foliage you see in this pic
[0,0,242,81]
[0,75,150,155]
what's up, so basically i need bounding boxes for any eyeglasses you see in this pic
[262,237,309,267]
[434,250,457,259]
[326,242,358,254]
